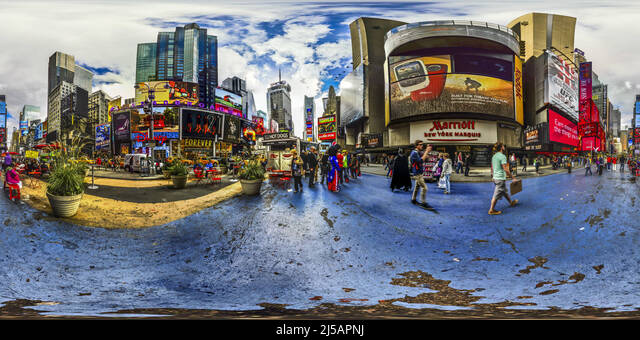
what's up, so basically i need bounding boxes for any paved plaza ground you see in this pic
[0,167,639,318]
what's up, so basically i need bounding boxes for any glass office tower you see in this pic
[136,23,218,105]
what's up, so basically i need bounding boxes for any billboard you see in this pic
[214,88,243,117]
[578,62,592,122]
[0,102,5,114]
[252,117,266,136]
[389,53,516,122]
[340,65,364,126]
[113,111,131,141]
[636,102,640,115]
[548,110,578,146]
[181,109,222,140]
[223,115,241,143]
[318,115,337,141]
[361,133,383,148]
[546,52,578,120]
[0,115,5,129]
[20,121,28,136]
[35,123,43,141]
[95,124,110,150]
[135,81,199,105]
[514,56,524,125]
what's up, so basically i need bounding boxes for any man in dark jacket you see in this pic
[390,149,411,192]
[320,152,329,185]
[307,147,318,186]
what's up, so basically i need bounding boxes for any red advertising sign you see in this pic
[579,62,592,123]
[548,110,578,146]
[318,132,336,140]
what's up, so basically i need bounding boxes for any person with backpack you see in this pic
[488,142,518,215]
[390,148,411,192]
[409,140,432,207]
[291,150,305,193]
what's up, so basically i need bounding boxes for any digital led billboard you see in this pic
[389,53,516,121]
[113,112,131,141]
[579,62,592,122]
[318,115,337,141]
[546,51,578,120]
[95,124,110,150]
[135,81,199,105]
[181,109,221,140]
[214,88,243,117]
[223,115,241,143]
[548,110,578,146]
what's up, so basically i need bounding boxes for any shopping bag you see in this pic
[438,176,446,188]
[510,179,522,195]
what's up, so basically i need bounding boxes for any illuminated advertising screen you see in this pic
[214,88,243,117]
[0,115,5,128]
[546,52,578,120]
[35,123,43,140]
[135,81,199,106]
[113,111,131,141]
[514,56,524,125]
[95,124,110,150]
[548,110,578,146]
[318,115,337,140]
[0,128,5,143]
[389,53,516,121]
[636,102,640,114]
[579,62,592,121]
[181,109,221,140]
[20,121,28,136]
[0,102,5,114]
[223,115,241,143]
[252,117,265,136]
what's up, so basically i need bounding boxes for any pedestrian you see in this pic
[433,153,443,185]
[307,147,318,186]
[291,150,304,193]
[585,157,592,175]
[386,154,395,178]
[409,140,432,207]
[488,142,518,215]
[464,153,471,176]
[337,151,344,184]
[620,156,625,172]
[342,150,350,183]
[534,157,540,174]
[320,152,329,184]
[327,143,341,192]
[442,153,453,194]
[390,148,411,192]
[522,155,528,172]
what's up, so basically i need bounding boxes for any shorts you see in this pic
[492,180,507,201]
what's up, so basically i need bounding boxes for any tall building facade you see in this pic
[136,43,157,83]
[267,73,292,132]
[89,90,112,125]
[47,51,94,144]
[136,23,218,106]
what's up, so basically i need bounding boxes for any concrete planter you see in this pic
[240,179,263,195]
[47,192,83,218]
[172,175,188,189]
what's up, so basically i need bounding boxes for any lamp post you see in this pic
[134,82,170,175]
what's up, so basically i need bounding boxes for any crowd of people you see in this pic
[285,145,362,193]
[1,152,52,193]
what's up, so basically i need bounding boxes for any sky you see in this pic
[1,0,639,142]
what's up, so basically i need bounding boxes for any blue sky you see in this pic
[1,0,639,141]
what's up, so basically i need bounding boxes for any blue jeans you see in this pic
[444,174,451,193]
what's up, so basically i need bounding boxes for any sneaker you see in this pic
[411,199,418,205]
[294,190,298,193]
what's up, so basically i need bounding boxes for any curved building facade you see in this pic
[383,20,524,165]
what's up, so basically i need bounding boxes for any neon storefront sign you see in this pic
[131,131,179,146]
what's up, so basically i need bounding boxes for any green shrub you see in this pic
[238,160,265,181]
[47,158,85,196]
[169,161,189,176]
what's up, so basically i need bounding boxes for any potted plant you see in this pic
[46,147,86,218]
[169,161,189,189]
[238,160,265,195]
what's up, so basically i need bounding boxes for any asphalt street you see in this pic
[0,168,638,317]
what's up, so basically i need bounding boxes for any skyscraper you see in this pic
[267,71,292,132]
[136,23,218,105]
[136,43,157,83]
